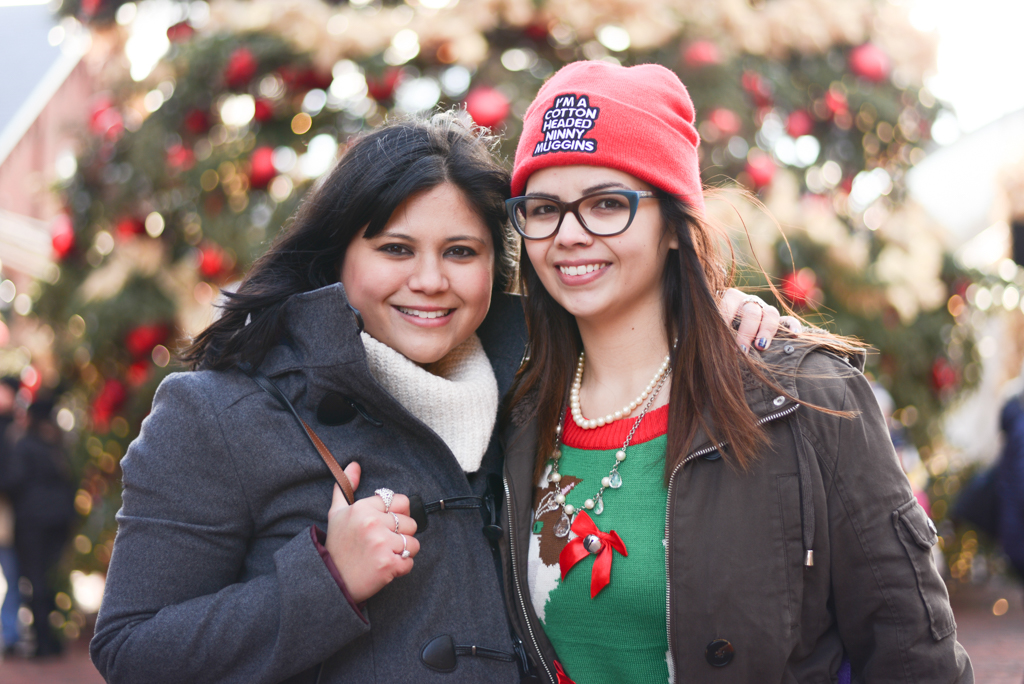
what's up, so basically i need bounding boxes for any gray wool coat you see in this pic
[91,283,527,684]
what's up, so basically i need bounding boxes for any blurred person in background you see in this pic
[0,376,22,656]
[5,396,76,658]
[997,392,1024,578]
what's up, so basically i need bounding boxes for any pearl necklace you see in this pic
[548,365,671,530]
[570,351,671,430]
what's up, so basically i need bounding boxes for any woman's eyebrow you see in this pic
[377,230,416,241]
[525,181,631,199]
[581,181,630,194]
[445,235,489,245]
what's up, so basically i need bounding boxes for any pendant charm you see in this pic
[609,471,623,489]
[594,498,604,515]
[583,534,603,555]
[554,511,571,538]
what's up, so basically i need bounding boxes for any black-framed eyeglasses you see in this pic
[505,190,657,240]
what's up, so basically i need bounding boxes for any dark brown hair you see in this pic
[182,113,513,371]
[508,188,854,481]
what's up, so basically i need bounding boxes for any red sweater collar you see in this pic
[561,404,669,450]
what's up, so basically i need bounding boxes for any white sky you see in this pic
[910,0,1024,133]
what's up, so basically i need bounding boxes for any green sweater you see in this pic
[527,406,670,684]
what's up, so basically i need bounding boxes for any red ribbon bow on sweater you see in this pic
[557,510,628,598]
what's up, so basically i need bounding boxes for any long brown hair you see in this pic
[508,188,854,482]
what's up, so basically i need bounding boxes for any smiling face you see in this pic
[522,165,677,326]
[339,183,495,366]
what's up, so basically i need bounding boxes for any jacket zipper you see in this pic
[504,475,556,684]
[663,403,799,682]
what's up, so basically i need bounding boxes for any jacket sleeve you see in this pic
[803,360,972,683]
[90,373,371,684]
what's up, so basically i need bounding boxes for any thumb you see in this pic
[343,460,361,492]
[330,483,350,515]
[329,462,361,512]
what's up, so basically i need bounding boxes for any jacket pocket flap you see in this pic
[895,498,937,550]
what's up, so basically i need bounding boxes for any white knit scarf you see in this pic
[360,332,498,473]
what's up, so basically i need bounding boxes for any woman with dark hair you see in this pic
[90,112,780,683]
[499,62,972,683]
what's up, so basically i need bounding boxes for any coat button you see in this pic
[705,639,734,667]
[772,395,786,407]
[783,344,795,354]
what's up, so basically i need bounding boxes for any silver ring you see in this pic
[742,295,767,311]
[400,534,410,559]
[391,512,400,534]
[374,488,394,513]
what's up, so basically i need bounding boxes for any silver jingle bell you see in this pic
[583,534,603,555]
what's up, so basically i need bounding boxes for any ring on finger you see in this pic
[742,295,767,311]
[374,488,394,513]
[399,533,410,559]
[391,512,400,535]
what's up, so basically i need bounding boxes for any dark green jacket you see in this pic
[500,338,973,683]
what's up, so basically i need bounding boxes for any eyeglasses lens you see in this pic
[514,192,633,238]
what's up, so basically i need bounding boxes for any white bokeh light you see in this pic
[913,0,1024,133]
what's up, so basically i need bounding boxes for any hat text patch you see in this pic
[533,94,599,156]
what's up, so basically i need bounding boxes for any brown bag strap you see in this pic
[241,365,356,505]
[299,419,355,504]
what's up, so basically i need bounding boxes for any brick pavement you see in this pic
[0,579,1021,683]
[949,577,1024,684]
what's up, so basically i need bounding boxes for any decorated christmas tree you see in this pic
[23,0,1001,628]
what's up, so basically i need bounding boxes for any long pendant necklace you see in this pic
[549,355,672,537]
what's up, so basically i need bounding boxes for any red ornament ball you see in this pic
[249,146,276,190]
[199,243,227,279]
[253,98,275,123]
[184,109,212,135]
[824,90,848,116]
[707,108,742,137]
[781,269,818,308]
[124,322,171,359]
[523,23,549,41]
[89,97,124,140]
[126,360,151,387]
[167,21,195,43]
[166,144,195,172]
[51,214,75,260]
[931,358,959,393]
[741,71,773,107]
[92,379,127,433]
[848,44,890,83]
[278,66,332,92]
[367,68,404,102]
[681,41,721,68]
[224,48,258,90]
[465,87,510,130]
[116,217,146,240]
[745,153,776,189]
[786,110,815,138]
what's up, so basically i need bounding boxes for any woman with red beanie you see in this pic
[499,61,972,683]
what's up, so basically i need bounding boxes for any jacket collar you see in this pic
[506,334,865,459]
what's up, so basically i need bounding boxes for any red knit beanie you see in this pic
[511,61,705,216]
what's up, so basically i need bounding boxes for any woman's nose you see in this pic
[554,211,593,248]
[408,257,448,293]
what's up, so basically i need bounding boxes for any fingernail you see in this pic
[741,345,748,354]
[756,337,768,350]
